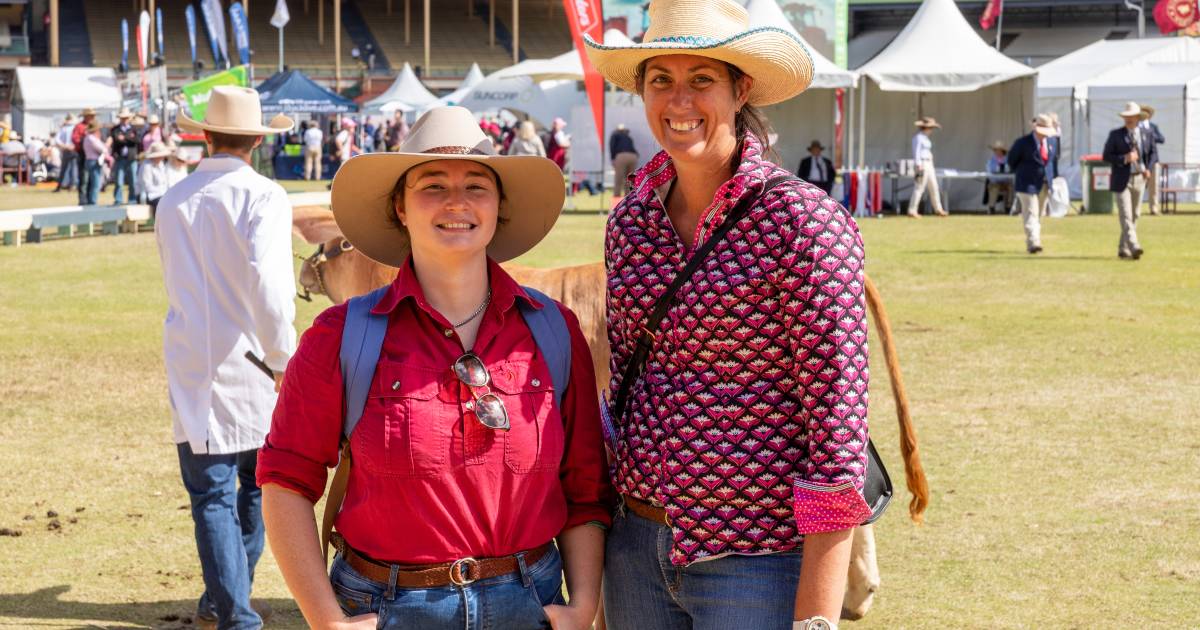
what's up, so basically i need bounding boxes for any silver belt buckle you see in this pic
[449,557,479,586]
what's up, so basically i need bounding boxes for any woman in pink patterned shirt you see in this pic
[584,2,872,629]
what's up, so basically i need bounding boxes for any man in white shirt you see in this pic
[334,118,356,166]
[301,120,323,180]
[54,115,79,192]
[156,86,296,630]
[908,117,948,217]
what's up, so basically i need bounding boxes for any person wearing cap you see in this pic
[81,121,108,205]
[110,108,139,205]
[984,140,1012,214]
[1007,114,1059,254]
[583,1,871,628]
[139,141,173,218]
[257,105,614,630]
[1138,104,1166,215]
[72,108,96,204]
[908,116,948,217]
[155,85,298,629]
[609,123,639,197]
[54,114,79,192]
[1103,102,1151,260]
[797,139,835,195]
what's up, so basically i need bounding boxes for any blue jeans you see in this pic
[603,509,803,630]
[76,153,88,204]
[176,443,264,630]
[329,543,564,629]
[58,151,78,189]
[83,159,103,205]
[113,157,136,204]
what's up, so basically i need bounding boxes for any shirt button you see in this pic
[391,381,400,391]
[444,328,454,337]
[531,378,541,387]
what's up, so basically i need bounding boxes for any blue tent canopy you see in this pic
[256,70,358,114]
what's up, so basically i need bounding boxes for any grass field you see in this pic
[0,194,1198,628]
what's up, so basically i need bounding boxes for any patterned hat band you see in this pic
[649,34,721,46]
[423,146,490,156]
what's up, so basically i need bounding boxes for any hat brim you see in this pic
[331,152,566,267]
[1119,109,1141,118]
[914,121,941,129]
[1034,125,1057,137]
[583,27,813,106]
[177,111,293,136]
[142,150,173,159]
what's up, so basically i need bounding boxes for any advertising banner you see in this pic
[561,0,605,154]
[185,4,198,68]
[230,2,251,66]
[180,65,250,121]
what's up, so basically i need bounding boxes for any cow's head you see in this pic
[292,205,398,305]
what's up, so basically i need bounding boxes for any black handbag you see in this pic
[611,175,893,525]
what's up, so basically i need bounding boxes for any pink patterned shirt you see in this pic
[605,134,872,566]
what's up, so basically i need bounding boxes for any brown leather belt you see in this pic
[623,494,669,525]
[332,533,553,588]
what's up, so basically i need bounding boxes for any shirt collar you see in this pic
[371,256,539,317]
[195,155,253,173]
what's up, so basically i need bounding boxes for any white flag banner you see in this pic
[138,10,151,68]
[270,0,290,28]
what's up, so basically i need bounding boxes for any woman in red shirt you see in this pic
[258,106,615,630]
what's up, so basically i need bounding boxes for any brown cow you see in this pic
[290,205,928,620]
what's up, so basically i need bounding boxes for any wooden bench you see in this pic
[1159,163,1200,214]
[0,211,33,246]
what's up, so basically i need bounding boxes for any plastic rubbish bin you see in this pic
[1080,156,1114,214]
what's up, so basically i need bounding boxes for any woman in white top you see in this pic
[140,141,174,216]
[166,147,192,188]
[505,121,546,157]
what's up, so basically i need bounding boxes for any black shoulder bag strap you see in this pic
[612,175,800,421]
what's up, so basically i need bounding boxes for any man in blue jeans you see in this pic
[110,108,139,204]
[156,86,297,630]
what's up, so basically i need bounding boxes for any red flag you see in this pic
[561,0,605,156]
[1154,0,1198,34]
[980,0,1003,30]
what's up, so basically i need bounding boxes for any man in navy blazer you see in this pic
[1007,114,1060,254]
[797,140,836,195]
[1103,101,1152,259]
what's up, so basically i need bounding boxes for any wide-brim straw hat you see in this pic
[147,114,161,125]
[914,116,941,129]
[81,107,96,117]
[1031,114,1057,137]
[1139,104,1155,119]
[990,140,1008,152]
[178,85,293,136]
[171,147,191,162]
[117,107,133,119]
[142,141,173,159]
[582,0,813,106]
[1119,101,1141,118]
[331,106,565,267]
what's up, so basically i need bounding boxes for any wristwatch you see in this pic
[793,616,838,630]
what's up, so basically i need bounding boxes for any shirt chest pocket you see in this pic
[354,362,449,479]
[490,359,563,474]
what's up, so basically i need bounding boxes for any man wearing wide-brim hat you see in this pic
[155,85,295,628]
[797,139,836,195]
[1138,103,1166,215]
[1102,101,1151,259]
[1007,114,1060,254]
[985,140,1012,215]
[72,108,97,204]
[54,114,80,193]
[909,116,948,217]
[110,107,140,205]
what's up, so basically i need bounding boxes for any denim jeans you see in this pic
[176,443,264,630]
[603,509,803,630]
[329,543,564,629]
[83,160,103,205]
[77,153,88,204]
[113,157,136,204]
[58,151,78,189]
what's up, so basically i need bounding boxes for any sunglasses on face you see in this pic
[452,352,510,431]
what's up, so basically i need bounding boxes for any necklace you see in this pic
[452,288,492,329]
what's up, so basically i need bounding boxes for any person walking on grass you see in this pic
[1007,114,1059,254]
[584,1,872,627]
[1104,102,1152,260]
[908,116,948,217]
[155,86,297,630]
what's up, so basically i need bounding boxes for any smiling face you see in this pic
[395,159,502,264]
[639,54,751,173]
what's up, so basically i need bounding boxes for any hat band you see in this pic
[648,34,721,46]
[424,146,489,156]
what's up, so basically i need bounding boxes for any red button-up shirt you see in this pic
[258,258,615,564]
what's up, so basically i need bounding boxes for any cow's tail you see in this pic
[864,274,929,523]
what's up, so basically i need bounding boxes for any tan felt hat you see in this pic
[1119,101,1141,118]
[582,0,814,106]
[1138,104,1155,119]
[1031,113,1057,137]
[331,106,565,268]
[914,116,941,129]
[990,140,1008,152]
[142,141,173,159]
[178,86,293,136]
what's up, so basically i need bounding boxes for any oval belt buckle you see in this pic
[449,557,479,586]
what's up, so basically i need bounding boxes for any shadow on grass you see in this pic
[0,585,298,629]
[912,249,1111,261]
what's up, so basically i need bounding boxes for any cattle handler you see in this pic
[156,86,297,630]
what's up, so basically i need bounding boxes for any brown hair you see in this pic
[385,162,508,235]
[633,59,778,167]
[206,131,261,153]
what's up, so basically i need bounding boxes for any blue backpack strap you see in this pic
[339,285,391,442]
[517,287,570,410]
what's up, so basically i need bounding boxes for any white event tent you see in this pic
[11,67,122,139]
[365,62,439,114]
[435,63,486,108]
[854,0,1036,209]
[744,0,857,172]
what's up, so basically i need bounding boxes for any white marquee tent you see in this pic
[365,62,439,113]
[435,63,486,108]
[11,67,122,139]
[853,0,1036,209]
